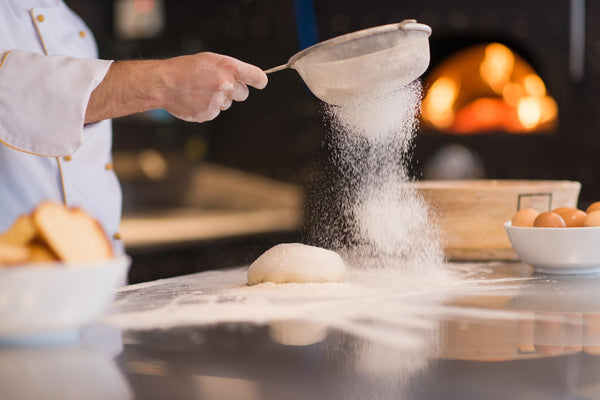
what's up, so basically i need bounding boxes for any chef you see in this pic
[0,0,268,254]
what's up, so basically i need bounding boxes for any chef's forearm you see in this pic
[84,52,267,125]
[85,60,165,124]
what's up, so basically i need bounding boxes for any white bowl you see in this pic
[504,222,600,274]
[0,256,130,343]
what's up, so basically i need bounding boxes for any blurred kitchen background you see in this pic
[65,0,600,282]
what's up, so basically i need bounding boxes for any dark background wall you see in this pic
[67,0,600,205]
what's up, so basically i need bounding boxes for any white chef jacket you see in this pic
[0,0,123,253]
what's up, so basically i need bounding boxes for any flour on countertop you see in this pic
[104,264,540,340]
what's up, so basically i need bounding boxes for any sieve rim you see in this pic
[287,19,432,69]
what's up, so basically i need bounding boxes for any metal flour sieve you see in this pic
[265,19,432,105]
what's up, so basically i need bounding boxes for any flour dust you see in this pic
[306,82,444,274]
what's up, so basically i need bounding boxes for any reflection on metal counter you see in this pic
[4,262,600,399]
[0,324,131,400]
[100,261,600,400]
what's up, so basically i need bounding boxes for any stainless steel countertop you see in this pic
[3,261,600,400]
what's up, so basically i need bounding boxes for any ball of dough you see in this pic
[247,243,346,286]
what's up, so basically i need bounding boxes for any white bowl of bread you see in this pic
[0,201,130,344]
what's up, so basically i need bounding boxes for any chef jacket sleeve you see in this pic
[0,49,113,157]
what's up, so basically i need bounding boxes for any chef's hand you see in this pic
[85,52,268,124]
[160,53,268,122]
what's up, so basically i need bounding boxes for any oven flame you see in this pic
[479,43,514,94]
[422,77,459,129]
[422,43,557,134]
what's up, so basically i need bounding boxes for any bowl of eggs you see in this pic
[504,202,600,274]
[413,180,581,261]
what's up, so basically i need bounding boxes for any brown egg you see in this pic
[533,211,566,228]
[511,208,539,227]
[586,202,600,214]
[552,207,576,215]
[560,209,586,227]
[583,210,600,227]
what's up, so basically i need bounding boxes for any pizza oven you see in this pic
[402,0,600,206]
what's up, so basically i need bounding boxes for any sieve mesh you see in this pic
[268,20,431,105]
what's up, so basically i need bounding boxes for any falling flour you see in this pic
[307,81,444,274]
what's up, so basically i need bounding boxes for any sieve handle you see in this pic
[264,64,289,74]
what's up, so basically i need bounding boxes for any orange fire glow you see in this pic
[422,43,558,134]
[134,0,155,14]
